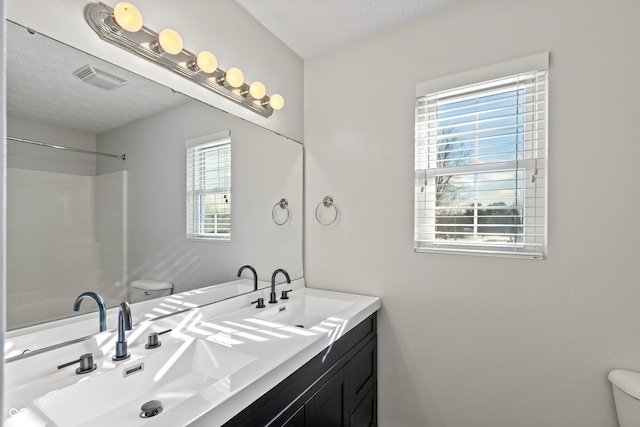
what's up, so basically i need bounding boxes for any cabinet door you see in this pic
[305,369,347,427]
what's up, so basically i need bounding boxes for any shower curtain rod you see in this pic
[7,136,126,160]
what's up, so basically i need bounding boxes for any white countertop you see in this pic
[4,281,380,426]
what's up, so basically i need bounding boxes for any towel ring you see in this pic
[272,198,290,225]
[315,195,338,226]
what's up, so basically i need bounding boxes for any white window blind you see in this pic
[415,55,548,259]
[186,131,231,241]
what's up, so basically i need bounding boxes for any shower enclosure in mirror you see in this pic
[5,20,303,332]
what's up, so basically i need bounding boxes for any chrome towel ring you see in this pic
[315,195,338,226]
[272,198,290,225]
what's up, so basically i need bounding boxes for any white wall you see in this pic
[304,1,640,426]
[6,0,303,141]
[97,99,303,294]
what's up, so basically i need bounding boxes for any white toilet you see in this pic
[129,279,173,303]
[609,369,640,426]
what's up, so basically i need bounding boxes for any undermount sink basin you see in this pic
[33,338,256,426]
[254,293,354,329]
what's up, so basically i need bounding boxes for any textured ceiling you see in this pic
[6,21,188,135]
[7,1,461,136]
[234,0,460,58]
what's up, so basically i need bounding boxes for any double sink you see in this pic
[5,284,377,426]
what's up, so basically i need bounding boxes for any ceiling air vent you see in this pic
[73,64,128,90]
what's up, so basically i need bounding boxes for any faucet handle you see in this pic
[145,329,172,349]
[252,298,265,308]
[58,353,97,375]
[146,332,160,349]
[280,289,293,300]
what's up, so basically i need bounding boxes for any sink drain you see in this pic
[140,400,163,418]
[295,324,305,328]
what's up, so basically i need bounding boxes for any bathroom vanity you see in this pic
[223,311,377,426]
[4,280,380,426]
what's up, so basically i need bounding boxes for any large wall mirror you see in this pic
[5,20,303,332]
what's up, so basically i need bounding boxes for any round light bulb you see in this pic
[249,81,267,99]
[158,29,183,55]
[269,94,285,110]
[195,51,218,73]
[113,2,143,32]
[225,68,245,88]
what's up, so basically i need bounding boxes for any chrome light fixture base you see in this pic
[85,2,275,118]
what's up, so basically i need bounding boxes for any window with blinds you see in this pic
[186,131,231,241]
[415,54,548,259]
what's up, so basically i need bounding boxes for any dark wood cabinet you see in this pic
[223,312,377,427]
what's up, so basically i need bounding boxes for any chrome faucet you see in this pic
[112,302,132,361]
[270,269,290,304]
[73,291,107,332]
[237,265,258,291]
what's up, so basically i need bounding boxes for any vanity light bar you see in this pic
[85,2,284,118]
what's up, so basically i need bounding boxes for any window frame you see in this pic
[414,53,548,259]
[185,130,231,241]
